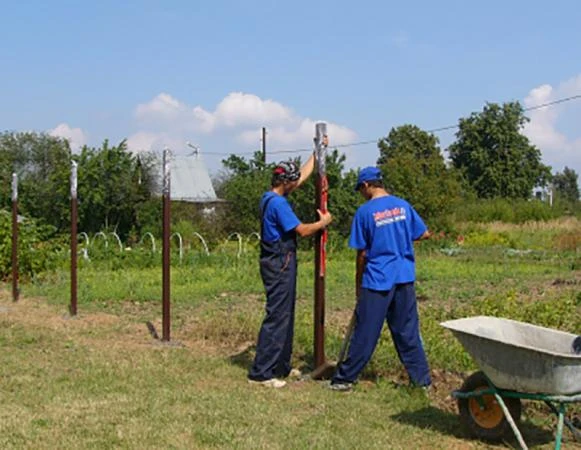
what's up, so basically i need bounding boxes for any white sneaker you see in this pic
[289,368,302,379]
[329,382,353,392]
[248,378,287,388]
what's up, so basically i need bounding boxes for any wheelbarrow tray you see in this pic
[441,316,581,395]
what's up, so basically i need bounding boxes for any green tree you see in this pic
[0,211,65,279]
[217,151,273,234]
[0,131,71,230]
[217,149,361,243]
[448,102,551,199]
[75,140,157,238]
[377,124,462,228]
[0,132,159,238]
[552,166,579,203]
[290,149,361,241]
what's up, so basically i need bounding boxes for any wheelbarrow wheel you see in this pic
[458,371,522,442]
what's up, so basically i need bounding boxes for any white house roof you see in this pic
[170,153,219,203]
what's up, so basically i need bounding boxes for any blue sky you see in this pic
[1,0,580,176]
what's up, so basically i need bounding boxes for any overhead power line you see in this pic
[200,93,581,158]
[523,94,581,111]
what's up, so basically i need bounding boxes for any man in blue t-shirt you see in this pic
[248,155,333,388]
[330,166,431,391]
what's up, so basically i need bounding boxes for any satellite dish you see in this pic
[186,141,200,157]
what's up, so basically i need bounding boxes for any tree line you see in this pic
[216,101,579,238]
[0,135,159,241]
[0,101,579,244]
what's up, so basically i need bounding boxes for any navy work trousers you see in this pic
[333,283,431,386]
[248,250,297,381]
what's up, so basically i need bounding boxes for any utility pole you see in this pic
[261,127,266,164]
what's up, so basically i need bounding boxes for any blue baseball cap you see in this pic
[355,166,383,191]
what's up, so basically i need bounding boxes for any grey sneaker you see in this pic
[329,382,353,392]
[248,378,287,388]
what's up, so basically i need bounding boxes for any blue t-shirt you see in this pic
[349,195,427,291]
[260,192,301,243]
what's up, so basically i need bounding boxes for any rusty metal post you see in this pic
[162,148,171,341]
[314,122,328,369]
[70,161,78,316]
[11,173,19,302]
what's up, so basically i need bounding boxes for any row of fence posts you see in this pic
[9,147,244,341]
[10,124,330,366]
[9,149,173,342]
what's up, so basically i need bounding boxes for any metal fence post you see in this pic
[11,173,19,302]
[314,122,328,369]
[162,148,171,341]
[70,161,78,316]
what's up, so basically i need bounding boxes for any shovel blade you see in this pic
[309,361,337,380]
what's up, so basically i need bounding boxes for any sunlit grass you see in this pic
[2,220,580,449]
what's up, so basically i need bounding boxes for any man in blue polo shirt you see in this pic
[330,166,431,391]
[248,156,333,388]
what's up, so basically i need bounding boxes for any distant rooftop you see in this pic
[170,152,220,203]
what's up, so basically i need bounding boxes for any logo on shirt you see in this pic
[373,207,406,227]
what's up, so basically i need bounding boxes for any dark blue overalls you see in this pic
[248,196,298,381]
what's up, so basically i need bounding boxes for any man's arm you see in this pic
[409,205,431,241]
[355,250,366,299]
[295,209,332,237]
[416,230,432,241]
[296,152,315,188]
[296,135,328,188]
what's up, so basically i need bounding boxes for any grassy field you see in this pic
[1,219,580,449]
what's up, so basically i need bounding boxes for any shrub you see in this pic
[0,210,65,280]
[463,230,514,248]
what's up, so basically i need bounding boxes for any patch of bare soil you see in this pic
[0,292,249,356]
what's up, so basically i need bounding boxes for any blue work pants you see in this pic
[333,283,431,386]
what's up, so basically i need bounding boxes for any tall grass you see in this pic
[453,198,571,223]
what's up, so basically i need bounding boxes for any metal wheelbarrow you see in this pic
[441,316,581,450]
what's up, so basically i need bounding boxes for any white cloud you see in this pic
[135,91,297,134]
[129,91,358,161]
[192,106,216,133]
[49,123,87,151]
[214,92,295,128]
[126,131,183,155]
[136,92,181,117]
[134,93,214,133]
[523,74,581,174]
[237,119,357,148]
[126,131,162,153]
